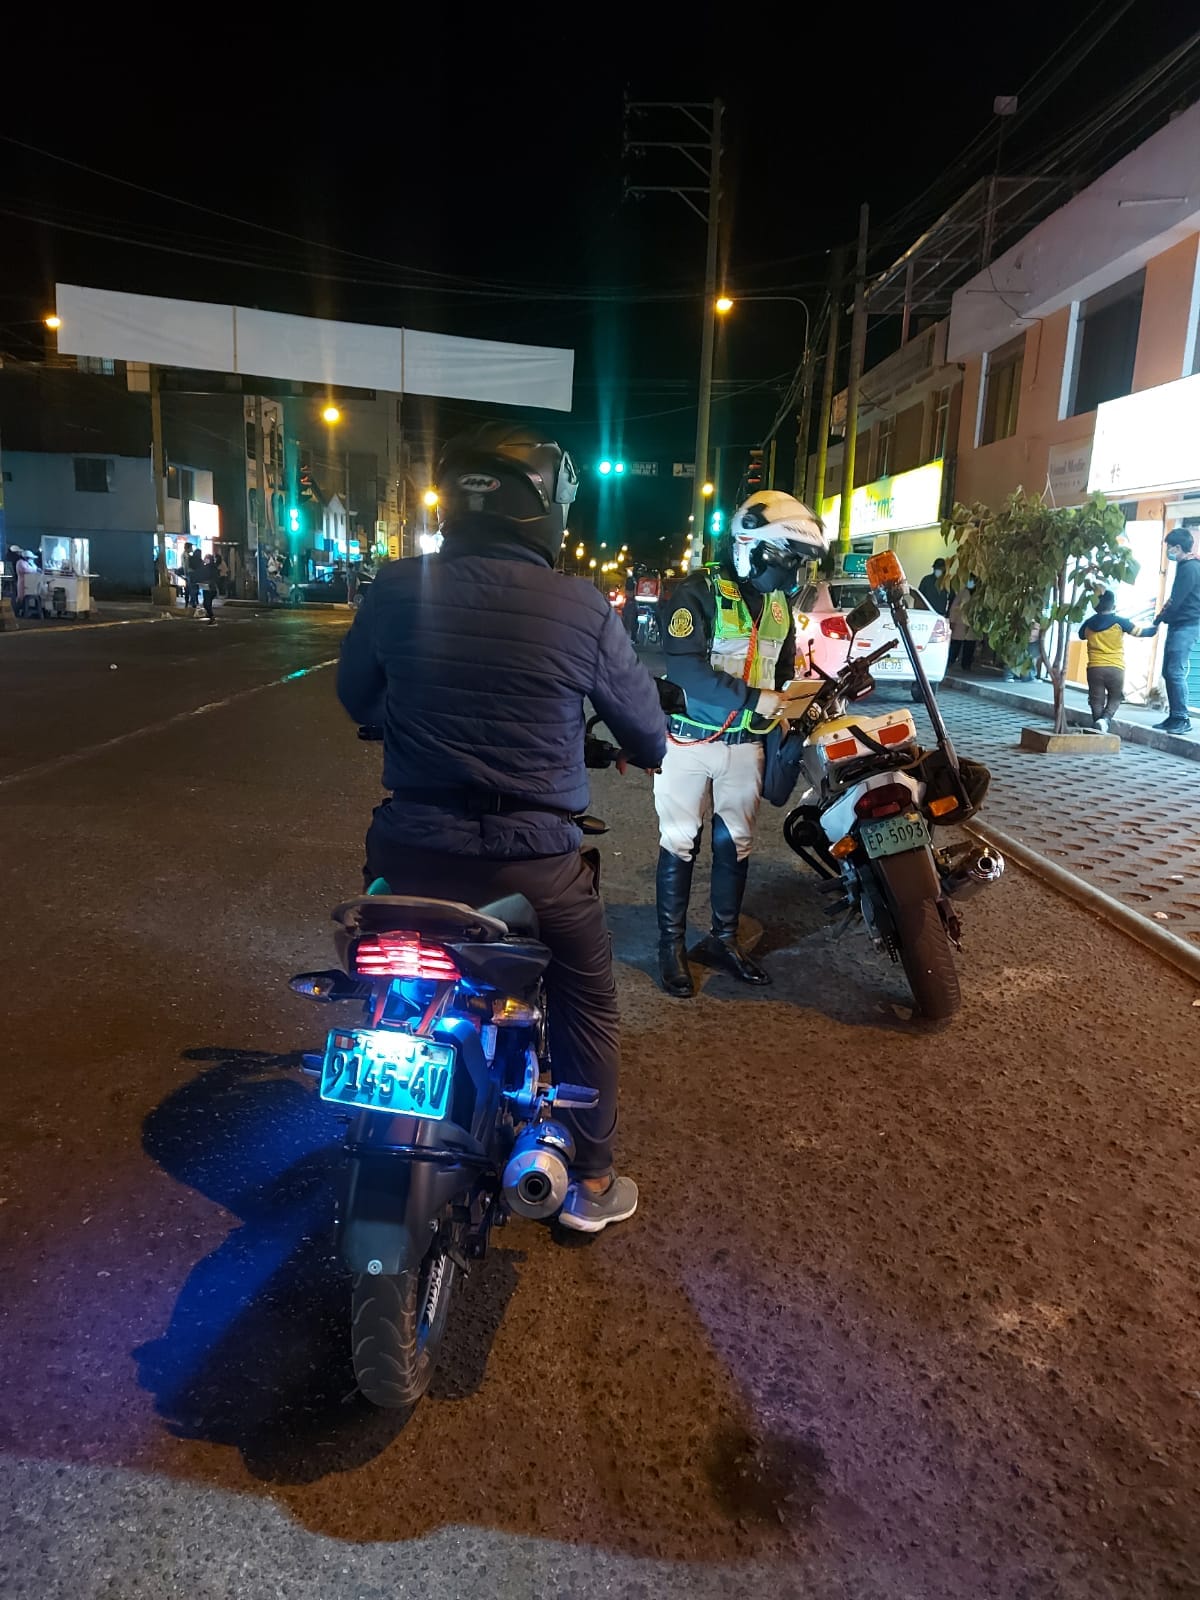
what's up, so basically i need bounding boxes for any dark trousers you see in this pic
[949,639,976,670]
[202,586,216,621]
[362,830,620,1179]
[184,579,199,609]
[1162,623,1199,723]
[1086,665,1124,724]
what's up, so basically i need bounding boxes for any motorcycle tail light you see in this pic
[820,615,851,639]
[352,933,460,981]
[929,617,951,643]
[855,783,913,820]
[877,722,914,747]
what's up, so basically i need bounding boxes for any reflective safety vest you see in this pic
[676,571,792,736]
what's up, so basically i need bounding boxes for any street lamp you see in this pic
[701,481,715,497]
[44,314,62,330]
[422,489,439,509]
[321,404,341,424]
[714,296,733,315]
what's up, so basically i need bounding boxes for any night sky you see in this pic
[1,1,1195,556]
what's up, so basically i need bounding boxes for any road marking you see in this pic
[0,658,338,791]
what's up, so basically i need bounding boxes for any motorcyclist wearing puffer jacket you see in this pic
[337,422,667,1232]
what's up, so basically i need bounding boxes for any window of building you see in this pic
[930,386,952,459]
[73,457,112,493]
[979,335,1025,446]
[875,416,895,478]
[1065,269,1144,417]
[77,356,116,376]
[245,420,256,460]
[167,465,180,500]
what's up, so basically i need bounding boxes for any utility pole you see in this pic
[838,205,870,555]
[624,96,723,567]
[811,247,845,519]
[150,366,173,606]
[253,394,268,599]
[793,344,816,501]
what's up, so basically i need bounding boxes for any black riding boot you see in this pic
[697,818,771,985]
[656,847,696,998]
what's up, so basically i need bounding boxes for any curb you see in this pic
[0,614,171,637]
[943,677,1200,763]
[965,817,1200,987]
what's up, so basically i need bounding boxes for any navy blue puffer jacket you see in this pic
[337,523,668,859]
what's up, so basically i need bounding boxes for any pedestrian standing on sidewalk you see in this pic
[1153,528,1200,734]
[185,544,204,615]
[15,549,41,618]
[948,576,981,671]
[200,553,221,625]
[1078,590,1156,733]
[623,569,638,639]
[918,558,951,616]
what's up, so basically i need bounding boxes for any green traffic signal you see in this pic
[597,460,626,476]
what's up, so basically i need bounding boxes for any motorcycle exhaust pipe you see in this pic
[501,1120,575,1219]
[941,843,1005,901]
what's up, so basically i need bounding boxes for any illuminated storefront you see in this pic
[821,459,948,576]
[1089,374,1200,708]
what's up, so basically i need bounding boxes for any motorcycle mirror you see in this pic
[845,597,880,636]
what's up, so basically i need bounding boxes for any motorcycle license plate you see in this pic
[320,1028,454,1119]
[860,811,930,859]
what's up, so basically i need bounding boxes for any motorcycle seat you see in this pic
[333,893,539,943]
[476,894,540,939]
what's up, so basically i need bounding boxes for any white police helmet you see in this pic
[730,490,827,590]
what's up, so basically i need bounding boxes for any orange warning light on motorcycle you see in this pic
[866,551,906,588]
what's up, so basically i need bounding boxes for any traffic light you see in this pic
[710,510,724,535]
[597,459,627,476]
[287,506,301,534]
[746,448,765,493]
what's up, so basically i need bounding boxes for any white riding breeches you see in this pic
[654,738,765,862]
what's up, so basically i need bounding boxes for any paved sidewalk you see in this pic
[943,669,1199,761]
[933,690,1200,960]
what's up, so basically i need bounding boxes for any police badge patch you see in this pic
[668,608,694,639]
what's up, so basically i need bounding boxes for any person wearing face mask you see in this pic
[1153,528,1200,734]
[948,574,981,671]
[654,490,829,996]
[918,557,951,617]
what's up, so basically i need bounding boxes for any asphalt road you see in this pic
[1,613,1198,1600]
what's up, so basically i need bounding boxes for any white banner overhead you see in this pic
[53,284,575,412]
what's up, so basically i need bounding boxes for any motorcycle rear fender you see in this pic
[821,770,921,842]
[340,1136,477,1276]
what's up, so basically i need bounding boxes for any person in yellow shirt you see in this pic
[1077,590,1157,733]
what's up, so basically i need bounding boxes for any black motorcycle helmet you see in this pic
[434,421,579,564]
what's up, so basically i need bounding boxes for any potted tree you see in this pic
[945,490,1135,751]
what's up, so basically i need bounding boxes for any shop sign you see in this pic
[1089,372,1200,498]
[1046,439,1093,505]
[821,459,944,540]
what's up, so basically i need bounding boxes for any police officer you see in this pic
[655,490,828,997]
[338,422,666,1232]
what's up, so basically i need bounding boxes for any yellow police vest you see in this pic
[675,572,792,735]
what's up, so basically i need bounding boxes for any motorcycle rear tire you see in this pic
[351,1219,460,1411]
[875,849,961,1022]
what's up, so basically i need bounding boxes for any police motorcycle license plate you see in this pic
[859,811,931,860]
[320,1028,454,1119]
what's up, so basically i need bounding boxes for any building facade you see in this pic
[947,101,1200,698]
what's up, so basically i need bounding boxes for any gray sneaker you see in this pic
[558,1174,639,1234]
